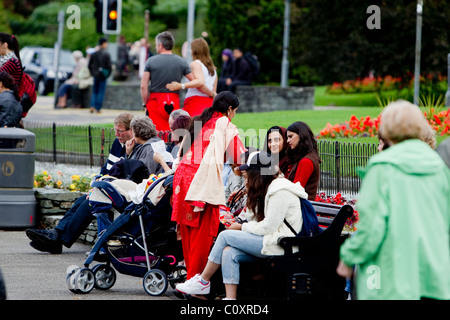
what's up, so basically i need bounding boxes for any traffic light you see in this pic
[94,0,103,34]
[102,0,122,35]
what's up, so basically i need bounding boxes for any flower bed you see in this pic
[326,75,401,94]
[319,108,450,139]
[315,192,359,232]
[34,163,99,192]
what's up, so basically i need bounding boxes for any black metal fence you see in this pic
[23,120,378,195]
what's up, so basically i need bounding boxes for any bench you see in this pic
[206,201,354,300]
[266,202,354,300]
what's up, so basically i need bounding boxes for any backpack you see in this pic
[284,197,322,237]
[18,70,37,117]
[243,52,260,78]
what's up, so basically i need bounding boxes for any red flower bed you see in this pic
[319,109,450,139]
[315,192,359,232]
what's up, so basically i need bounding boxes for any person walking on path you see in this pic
[88,37,111,114]
[140,31,194,131]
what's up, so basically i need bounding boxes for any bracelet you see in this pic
[181,83,185,90]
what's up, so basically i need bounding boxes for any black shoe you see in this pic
[26,228,60,246]
[29,241,62,254]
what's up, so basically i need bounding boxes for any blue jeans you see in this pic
[90,77,107,111]
[208,230,266,285]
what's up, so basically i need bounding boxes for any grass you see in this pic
[232,107,382,146]
[314,86,382,107]
[31,85,448,156]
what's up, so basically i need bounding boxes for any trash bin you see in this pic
[0,128,37,228]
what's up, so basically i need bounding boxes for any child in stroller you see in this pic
[66,170,186,296]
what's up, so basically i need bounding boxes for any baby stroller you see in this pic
[66,170,186,296]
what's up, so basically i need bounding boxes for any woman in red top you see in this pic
[283,121,321,200]
[172,91,245,280]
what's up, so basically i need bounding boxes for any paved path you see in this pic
[0,230,178,300]
[24,96,144,125]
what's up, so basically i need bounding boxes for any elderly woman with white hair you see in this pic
[124,115,170,175]
[55,50,88,108]
[337,100,450,300]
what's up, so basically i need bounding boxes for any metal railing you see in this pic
[23,120,378,195]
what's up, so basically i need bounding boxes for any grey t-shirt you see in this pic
[144,54,191,93]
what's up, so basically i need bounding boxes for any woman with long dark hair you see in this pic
[263,125,289,169]
[175,151,306,300]
[0,33,22,87]
[0,71,22,127]
[282,121,321,200]
[171,91,245,280]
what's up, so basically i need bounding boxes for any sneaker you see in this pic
[26,228,59,245]
[176,274,210,295]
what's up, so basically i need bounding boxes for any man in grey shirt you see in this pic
[140,31,194,131]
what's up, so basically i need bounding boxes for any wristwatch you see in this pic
[181,83,185,90]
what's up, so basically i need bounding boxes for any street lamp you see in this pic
[413,0,423,106]
[281,0,291,88]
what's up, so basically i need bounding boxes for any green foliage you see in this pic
[206,0,285,84]
[290,0,450,85]
[8,0,166,52]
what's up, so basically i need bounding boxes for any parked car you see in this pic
[20,46,76,96]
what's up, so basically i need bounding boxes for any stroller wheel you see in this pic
[71,267,95,294]
[169,265,187,289]
[143,269,168,296]
[92,264,116,290]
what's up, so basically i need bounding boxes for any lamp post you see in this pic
[413,0,423,106]
[186,0,196,63]
[281,0,291,88]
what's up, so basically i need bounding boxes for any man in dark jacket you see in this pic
[225,48,253,93]
[88,37,111,114]
[26,113,134,254]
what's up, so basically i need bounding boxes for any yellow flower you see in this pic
[56,180,62,187]
[43,171,48,175]
[70,184,76,190]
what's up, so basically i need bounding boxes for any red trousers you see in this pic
[146,92,180,131]
[182,96,214,117]
[178,205,219,280]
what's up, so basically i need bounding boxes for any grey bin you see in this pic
[0,128,37,228]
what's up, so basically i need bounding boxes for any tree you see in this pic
[206,0,285,84]
[290,0,450,85]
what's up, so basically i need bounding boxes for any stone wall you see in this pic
[35,188,97,245]
[235,86,315,113]
[101,83,314,112]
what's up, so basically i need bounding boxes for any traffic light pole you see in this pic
[53,10,65,108]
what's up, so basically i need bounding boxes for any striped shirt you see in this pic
[0,58,22,87]
[100,138,126,175]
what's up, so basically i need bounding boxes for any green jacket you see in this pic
[340,139,450,300]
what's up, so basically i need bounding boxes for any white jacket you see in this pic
[241,176,307,256]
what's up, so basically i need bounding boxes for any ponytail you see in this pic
[0,33,22,66]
